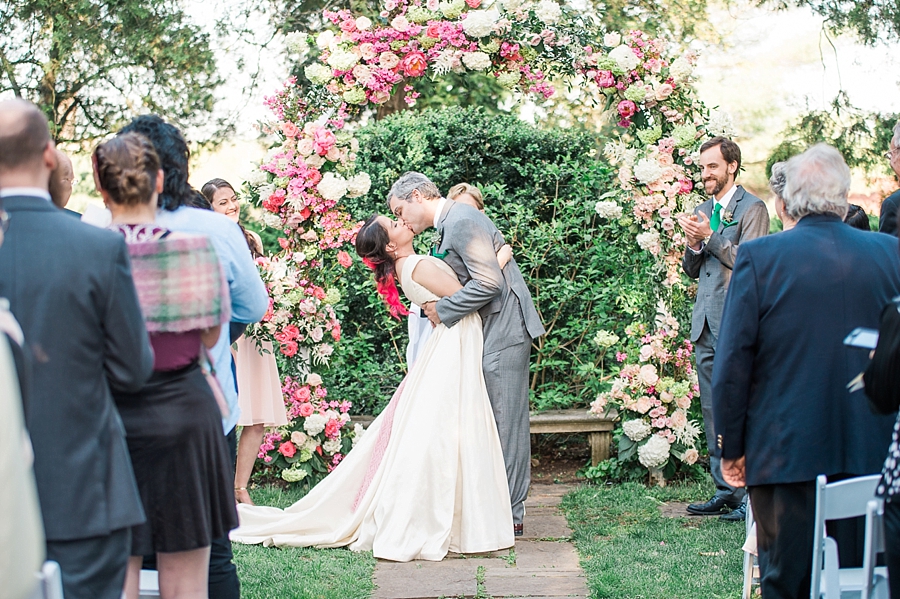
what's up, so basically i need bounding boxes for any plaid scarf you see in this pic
[124,233,230,333]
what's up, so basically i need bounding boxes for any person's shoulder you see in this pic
[884,189,900,206]
[736,186,765,206]
[448,202,495,229]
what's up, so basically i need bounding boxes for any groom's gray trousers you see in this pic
[483,317,532,526]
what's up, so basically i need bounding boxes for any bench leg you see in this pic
[588,432,611,466]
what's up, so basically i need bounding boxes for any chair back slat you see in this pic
[820,475,880,520]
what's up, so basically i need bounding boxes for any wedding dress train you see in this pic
[230,255,513,561]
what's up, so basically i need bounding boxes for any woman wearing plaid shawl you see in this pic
[93,133,237,599]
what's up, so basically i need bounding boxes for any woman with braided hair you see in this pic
[231,214,514,562]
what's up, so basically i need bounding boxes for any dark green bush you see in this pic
[328,107,679,415]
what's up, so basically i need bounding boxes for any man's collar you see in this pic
[433,197,448,230]
[714,184,739,211]
[0,187,51,202]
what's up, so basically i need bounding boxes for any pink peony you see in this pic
[313,128,337,155]
[617,100,637,118]
[298,402,314,417]
[400,51,428,77]
[595,70,615,88]
[278,441,297,458]
[466,0,481,6]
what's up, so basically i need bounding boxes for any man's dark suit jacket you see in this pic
[712,214,900,487]
[0,195,153,541]
[879,189,900,236]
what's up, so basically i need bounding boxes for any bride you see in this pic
[230,214,514,562]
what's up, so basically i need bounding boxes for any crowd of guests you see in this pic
[677,130,900,599]
[0,98,290,599]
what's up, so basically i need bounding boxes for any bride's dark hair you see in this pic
[355,214,410,319]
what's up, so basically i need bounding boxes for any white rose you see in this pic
[637,434,671,468]
[307,373,323,386]
[346,172,372,198]
[316,30,336,50]
[461,9,500,38]
[603,32,621,47]
[247,168,268,186]
[305,154,326,169]
[262,212,283,228]
[351,64,374,86]
[534,0,561,24]
[609,44,640,72]
[461,51,492,71]
[391,15,410,32]
[355,16,372,30]
[291,431,309,445]
[316,172,348,201]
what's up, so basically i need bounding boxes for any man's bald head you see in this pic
[49,149,74,208]
[0,99,56,188]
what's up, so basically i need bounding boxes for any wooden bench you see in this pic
[351,408,616,466]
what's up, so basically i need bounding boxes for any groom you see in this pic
[389,172,545,536]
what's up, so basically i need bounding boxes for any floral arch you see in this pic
[244,0,735,483]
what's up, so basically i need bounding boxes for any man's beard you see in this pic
[704,173,730,197]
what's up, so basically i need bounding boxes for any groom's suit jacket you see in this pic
[433,201,544,354]
[0,195,153,541]
[682,186,769,342]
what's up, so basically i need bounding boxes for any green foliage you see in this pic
[561,481,744,599]
[0,0,224,145]
[766,93,899,179]
[763,0,900,45]
[324,106,669,414]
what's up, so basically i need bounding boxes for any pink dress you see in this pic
[233,336,289,427]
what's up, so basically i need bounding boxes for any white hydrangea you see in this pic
[500,0,530,12]
[637,434,671,468]
[669,57,693,82]
[246,168,268,187]
[285,32,309,56]
[281,467,308,482]
[303,413,327,437]
[462,51,492,71]
[317,172,349,201]
[603,32,621,47]
[706,109,736,138]
[352,423,365,447]
[462,9,500,38]
[623,419,651,442]
[594,200,623,219]
[593,329,620,348]
[305,63,333,86]
[262,212,283,228]
[326,48,359,71]
[633,157,664,184]
[609,44,640,72]
[534,0,561,24]
[323,439,342,454]
[316,30,336,50]
[345,172,372,198]
[636,229,660,252]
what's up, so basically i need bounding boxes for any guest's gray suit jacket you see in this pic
[0,195,153,541]
[682,186,769,342]
[433,201,544,354]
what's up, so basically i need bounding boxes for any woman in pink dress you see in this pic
[202,178,288,505]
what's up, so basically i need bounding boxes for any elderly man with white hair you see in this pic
[710,144,900,599]
[879,120,900,235]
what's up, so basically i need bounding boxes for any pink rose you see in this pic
[339,19,356,33]
[669,410,687,429]
[617,100,636,118]
[426,23,441,39]
[359,43,377,61]
[337,251,353,268]
[635,396,652,414]
[682,448,699,464]
[313,128,337,156]
[379,51,400,70]
[299,402,314,417]
[281,122,300,138]
[284,324,300,340]
[655,83,674,100]
[638,364,659,386]
[280,340,298,357]
[400,51,428,77]
[465,0,481,6]
[658,206,672,218]
[294,386,311,402]
[639,344,653,362]
[675,396,691,410]
[278,441,297,458]
[325,419,341,438]
[370,90,391,104]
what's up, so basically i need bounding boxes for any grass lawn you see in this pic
[561,478,746,599]
[232,485,376,599]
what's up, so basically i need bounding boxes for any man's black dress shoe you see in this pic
[686,495,737,516]
[514,523,524,537]
[719,503,746,522]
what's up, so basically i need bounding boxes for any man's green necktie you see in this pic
[710,202,722,231]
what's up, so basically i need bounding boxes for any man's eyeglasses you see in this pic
[886,148,899,160]
[0,209,8,234]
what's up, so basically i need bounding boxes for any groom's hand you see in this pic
[423,301,441,327]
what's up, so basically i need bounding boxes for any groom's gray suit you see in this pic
[433,200,545,525]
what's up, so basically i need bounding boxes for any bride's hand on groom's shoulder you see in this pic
[497,244,513,269]
[423,301,441,327]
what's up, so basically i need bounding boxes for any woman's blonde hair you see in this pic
[447,183,484,210]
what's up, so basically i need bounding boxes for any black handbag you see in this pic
[864,297,900,415]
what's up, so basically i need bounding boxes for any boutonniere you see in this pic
[430,229,447,259]
[721,209,738,228]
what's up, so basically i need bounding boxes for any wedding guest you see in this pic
[0,199,44,599]
[770,162,797,232]
[878,120,900,235]
[118,115,267,599]
[0,99,153,599]
[48,148,76,213]
[844,204,871,231]
[95,133,237,599]
[676,137,769,521]
[202,177,288,506]
[712,144,900,599]
[447,183,484,211]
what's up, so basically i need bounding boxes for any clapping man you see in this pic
[712,144,900,599]
[677,137,769,521]
[879,121,900,235]
[0,99,153,599]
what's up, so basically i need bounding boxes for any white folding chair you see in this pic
[810,474,881,599]
[742,499,760,599]
[862,499,890,599]
[28,560,64,599]
[138,569,160,598]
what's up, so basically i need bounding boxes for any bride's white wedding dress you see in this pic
[230,255,513,561]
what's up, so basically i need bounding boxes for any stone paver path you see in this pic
[372,484,589,598]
